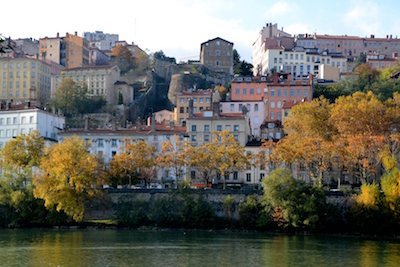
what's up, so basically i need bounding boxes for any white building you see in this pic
[259,47,347,78]
[220,100,266,137]
[0,102,65,148]
[83,31,119,51]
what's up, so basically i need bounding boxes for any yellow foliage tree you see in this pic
[110,140,157,187]
[33,137,104,221]
[355,183,380,208]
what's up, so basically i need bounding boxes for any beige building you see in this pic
[51,65,120,103]
[174,89,213,126]
[40,32,89,68]
[0,57,54,105]
[114,81,134,105]
[200,37,234,75]
[154,109,174,124]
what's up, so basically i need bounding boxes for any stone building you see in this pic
[200,37,233,75]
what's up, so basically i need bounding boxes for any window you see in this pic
[0,118,3,125]
[270,101,275,108]
[193,98,197,103]
[277,89,281,96]
[191,135,197,142]
[6,129,11,137]
[290,88,295,96]
[191,125,197,132]
[13,117,17,124]
[217,125,222,131]
[29,116,34,123]
[191,170,196,179]
[200,98,204,103]
[225,173,230,181]
[270,89,275,96]
[270,111,275,120]
[234,134,239,141]
[6,118,11,125]
[204,125,210,132]
[277,101,282,108]
[98,139,104,147]
[234,172,239,180]
[180,97,184,103]
[259,173,265,182]
[246,173,251,182]
[304,89,308,97]
[204,134,210,142]
[111,139,117,147]
[243,88,247,95]
[254,103,258,112]
[256,88,261,95]
[233,125,239,132]
[250,88,254,95]
[179,107,184,113]
[236,88,240,95]
[239,104,243,112]
[206,98,210,103]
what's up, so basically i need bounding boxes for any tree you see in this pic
[262,168,326,230]
[33,137,104,221]
[380,149,400,211]
[110,140,157,187]
[111,45,135,74]
[157,137,187,187]
[52,78,86,117]
[233,49,253,76]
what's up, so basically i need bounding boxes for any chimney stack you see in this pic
[151,113,156,131]
[57,32,59,38]
[188,98,194,118]
[273,72,279,84]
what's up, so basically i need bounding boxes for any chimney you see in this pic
[151,113,156,131]
[25,101,31,108]
[57,32,59,38]
[84,116,89,131]
[212,102,220,117]
[273,72,279,83]
[6,101,11,110]
[188,98,194,118]
[75,31,77,36]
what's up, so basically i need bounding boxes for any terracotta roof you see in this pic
[63,64,118,71]
[62,124,186,135]
[315,34,363,40]
[282,99,306,109]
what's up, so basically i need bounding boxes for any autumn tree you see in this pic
[33,137,104,221]
[157,137,188,187]
[110,140,157,187]
[52,78,87,117]
[112,45,135,74]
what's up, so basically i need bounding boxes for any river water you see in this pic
[0,229,399,267]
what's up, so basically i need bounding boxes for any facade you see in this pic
[0,102,65,148]
[51,65,120,103]
[154,109,174,124]
[260,120,284,141]
[58,124,186,187]
[113,81,134,105]
[366,54,398,70]
[39,32,89,68]
[186,110,250,147]
[174,89,213,126]
[83,31,119,51]
[14,38,39,58]
[200,37,234,75]
[220,100,266,137]
[89,47,110,65]
[296,34,400,59]
[0,57,54,105]
[230,75,312,121]
[257,46,347,77]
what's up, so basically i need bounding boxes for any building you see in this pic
[113,81,134,105]
[256,45,347,77]
[260,120,284,141]
[51,65,120,103]
[0,57,54,105]
[14,38,39,58]
[174,89,213,126]
[252,23,292,75]
[186,107,250,147]
[154,109,174,124]
[220,100,267,137]
[0,102,65,148]
[230,74,313,121]
[296,33,400,59]
[366,54,398,70]
[83,31,119,51]
[200,37,234,75]
[58,123,186,187]
[39,32,89,68]
[89,46,110,65]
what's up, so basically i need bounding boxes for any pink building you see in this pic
[231,74,313,121]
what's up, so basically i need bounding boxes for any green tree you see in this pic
[111,45,135,74]
[262,168,326,230]
[33,137,104,221]
[52,78,86,117]
[233,49,253,76]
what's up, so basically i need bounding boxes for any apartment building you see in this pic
[230,74,312,121]
[51,65,120,103]
[220,100,267,137]
[39,32,89,68]
[83,31,119,51]
[0,57,54,105]
[0,102,65,148]
[174,89,213,126]
[200,37,234,75]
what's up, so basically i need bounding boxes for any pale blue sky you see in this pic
[4,0,400,62]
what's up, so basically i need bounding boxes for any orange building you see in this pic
[230,74,313,121]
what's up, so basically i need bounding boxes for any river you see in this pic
[0,229,399,267]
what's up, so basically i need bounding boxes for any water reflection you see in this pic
[0,230,399,267]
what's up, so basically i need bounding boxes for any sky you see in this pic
[3,0,400,62]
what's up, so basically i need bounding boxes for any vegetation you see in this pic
[314,62,400,102]
[233,49,253,76]
[111,45,135,74]
[52,78,106,117]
